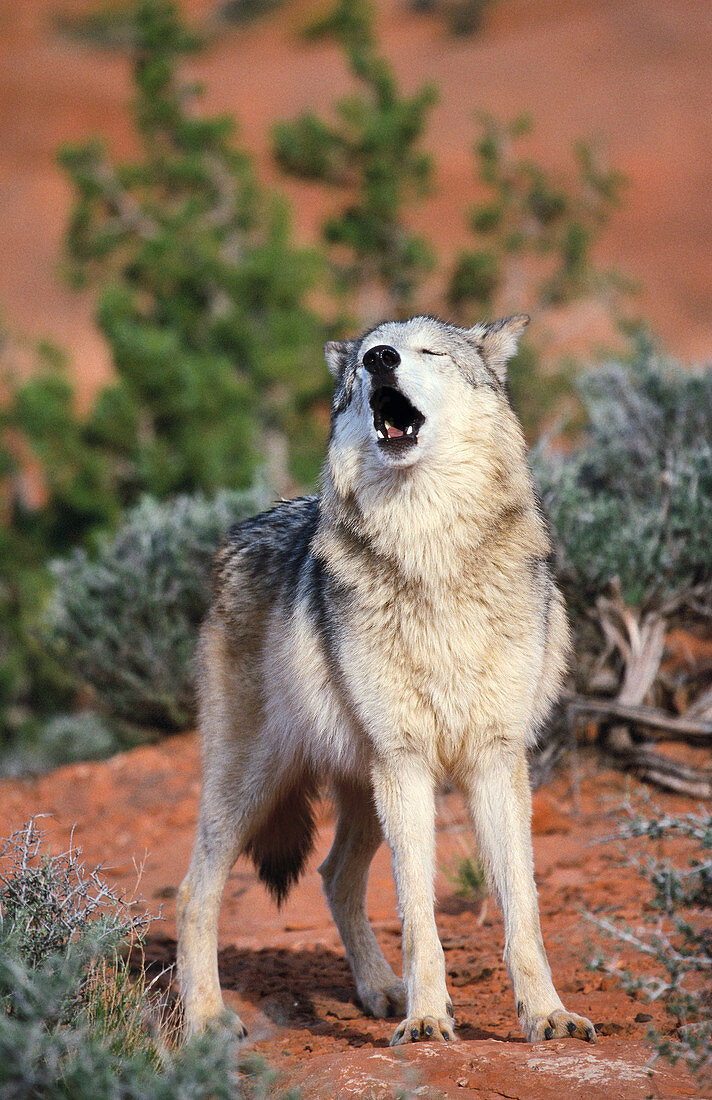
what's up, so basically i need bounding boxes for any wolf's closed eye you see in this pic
[420,349,446,356]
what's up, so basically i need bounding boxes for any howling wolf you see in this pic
[177,315,596,1047]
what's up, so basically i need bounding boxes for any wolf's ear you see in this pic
[466,314,529,384]
[324,340,352,379]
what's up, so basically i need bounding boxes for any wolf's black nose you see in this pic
[363,345,400,373]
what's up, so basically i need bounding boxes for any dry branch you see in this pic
[565,694,712,743]
[613,746,712,799]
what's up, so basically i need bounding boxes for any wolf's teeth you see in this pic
[384,421,394,432]
[377,429,386,439]
[405,424,413,435]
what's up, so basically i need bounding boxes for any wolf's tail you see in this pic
[244,775,318,907]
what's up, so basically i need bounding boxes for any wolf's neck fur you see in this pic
[315,402,549,592]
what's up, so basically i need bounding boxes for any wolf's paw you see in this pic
[359,979,407,1019]
[185,1007,248,1042]
[390,1012,456,1046]
[526,1009,596,1044]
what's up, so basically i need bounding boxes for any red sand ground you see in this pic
[0,737,703,1097]
[1,0,712,400]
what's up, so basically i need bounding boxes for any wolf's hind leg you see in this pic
[465,743,596,1044]
[177,778,248,1039]
[319,782,405,1019]
[177,613,252,1039]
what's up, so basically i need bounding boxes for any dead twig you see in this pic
[565,694,712,743]
[606,744,711,799]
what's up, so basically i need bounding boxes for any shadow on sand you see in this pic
[138,933,518,1047]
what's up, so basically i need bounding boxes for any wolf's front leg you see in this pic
[465,743,596,1043]
[371,757,455,1045]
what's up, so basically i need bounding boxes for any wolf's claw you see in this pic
[391,1014,456,1045]
[188,1008,248,1042]
[527,1009,596,1043]
[358,979,407,1019]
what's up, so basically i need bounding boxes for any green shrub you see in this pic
[0,336,120,754]
[534,348,712,616]
[445,114,629,436]
[0,713,123,779]
[448,250,499,309]
[448,114,627,314]
[0,820,276,1099]
[274,0,437,316]
[59,0,328,494]
[43,490,264,734]
[588,807,712,1085]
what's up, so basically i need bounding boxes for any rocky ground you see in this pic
[0,735,703,1097]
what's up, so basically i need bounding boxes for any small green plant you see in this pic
[43,489,264,734]
[274,0,437,318]
[588,806,712,1086]
[448,853,487,901]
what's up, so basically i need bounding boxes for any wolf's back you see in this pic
[211,495,320,629]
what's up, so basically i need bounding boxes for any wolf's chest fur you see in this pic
[312,513,548,768]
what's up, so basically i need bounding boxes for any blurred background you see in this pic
[1,5,712,1092]
[3,0,711,372]
[0,0,711,783]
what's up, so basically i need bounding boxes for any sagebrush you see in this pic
[44,490,264,732]
[0,820,290,1099]
[535,345,712,617]
[589,806,712,1086]
[0,713,122,779]
[532,344,712,792]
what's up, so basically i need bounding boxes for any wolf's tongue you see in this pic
[386,424,404,438]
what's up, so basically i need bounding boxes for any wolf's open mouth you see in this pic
[370,385,425,449]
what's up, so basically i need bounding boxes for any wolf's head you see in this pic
[324,314,529,476]
[318,314,543,581]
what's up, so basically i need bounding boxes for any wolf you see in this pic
[177,314,596,1047]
